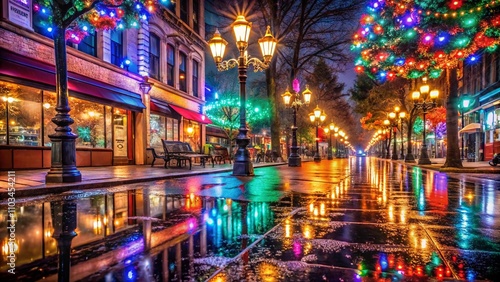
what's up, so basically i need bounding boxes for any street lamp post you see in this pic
[383,119,391,159]
[458,93,473,160]
[389,112,398,160]
[411,78,439,165]
[327,122,335,160]
[309,106,326,162]
[282,83,312,167]
[399,111,406,160]
[208,16,277,176]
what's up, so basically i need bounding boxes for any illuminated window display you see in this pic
[1,81,128,154]
[184,121,200,152]
[150,114,179,148]
[0,82,41,146]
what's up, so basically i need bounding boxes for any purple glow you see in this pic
[293,79,300,93]
[293,240,302,257]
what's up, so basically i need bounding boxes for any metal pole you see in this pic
[392,125,398,160]
[418,108,432,164]
[461,109,465,160]
[327,131,333,160]
[400,119,404,159]
[314,124,321,162]
[288,106,301,166]
[233,49,254,175]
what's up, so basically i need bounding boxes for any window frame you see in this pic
[149,33,161,80]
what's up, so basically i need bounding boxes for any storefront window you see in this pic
[183,121,200,152]
[105,106,113,149]
[43,91,55,146]
[0,83,42,146]
[150,113,166,149]
[64,97,105,148]
[165,117,179,141]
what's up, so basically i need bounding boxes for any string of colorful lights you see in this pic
[32,0,170,44]
[351,0,500,81]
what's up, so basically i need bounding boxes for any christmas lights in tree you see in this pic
[33,0,174,43]
[352,0,500,81]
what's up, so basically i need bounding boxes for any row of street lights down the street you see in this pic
[208,15,277,176]
[366,78,439,164]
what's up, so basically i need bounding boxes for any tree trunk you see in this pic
[268,50,281,157]
[443,68,463,168]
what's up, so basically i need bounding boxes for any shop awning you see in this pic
[459,123,482,134]
[169,104,212,124]
[150,99,173,115]
[206,125,229,138]
[0,48,145,112]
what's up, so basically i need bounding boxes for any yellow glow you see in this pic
[208,29,228,63]
[320,203,325,216]
[281,88,292,106]
[302,85,312,105]
[309,203,314,212]
[258,26,277,62]
[233,15,252,46]
[43,103,51,109]
[421,238,427,249]
[313,207,318,217]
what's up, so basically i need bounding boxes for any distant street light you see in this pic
[309,106,326,162]
[282,82,312,167]
[458,93,473,160]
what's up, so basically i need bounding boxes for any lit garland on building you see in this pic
[32,0,172,43]
[351,0,500,81]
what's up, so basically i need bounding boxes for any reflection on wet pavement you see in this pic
[1,158,499,281]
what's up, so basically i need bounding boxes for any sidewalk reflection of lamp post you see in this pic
[411,78,439,165]
[282,83,312,167]
[309,106,326,162]
[458,93,473,160]
[208,16,277,176]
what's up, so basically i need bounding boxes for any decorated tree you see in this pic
[205,95,270,157]
[427,106,447,136]
[33,0,162,182]
[352,0,500,167]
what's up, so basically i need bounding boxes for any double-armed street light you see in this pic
[458,93,473,160]
[394,107,407,160]
[309,106,326,162]
[282,83,312,167]
[208,15,277,176]
[411,78,439,165]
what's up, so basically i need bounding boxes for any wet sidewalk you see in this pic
[0,161,287,198]
[384,157,500,174]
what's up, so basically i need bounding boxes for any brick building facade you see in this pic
[0,0,210,169]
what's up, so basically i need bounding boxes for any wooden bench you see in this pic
[212,146,231,164]
[162,140,214,169]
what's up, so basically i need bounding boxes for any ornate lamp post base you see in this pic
[405,153,416,163]
[314,153,321,162]
[46,133,82,183]
[288,154,302,167]
[233,135,254,176]
[418,145,432,165]
[233,161,254,176]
